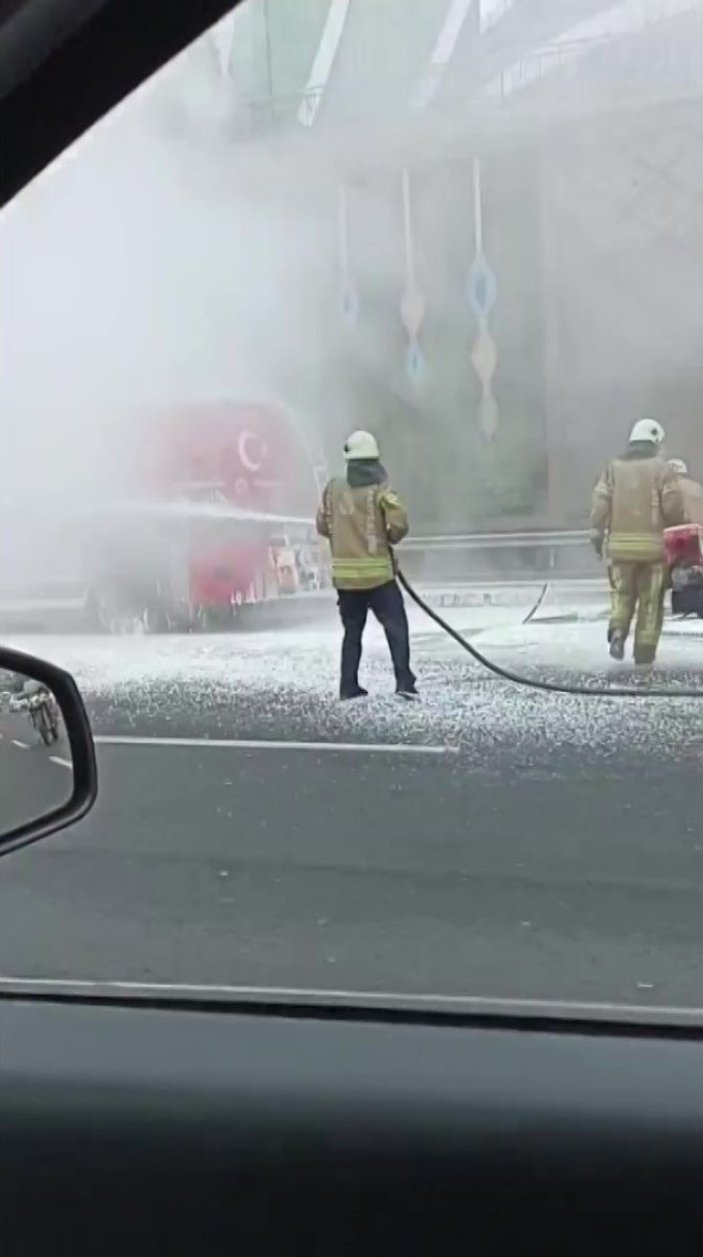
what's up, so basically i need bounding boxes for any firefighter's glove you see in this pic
[590,530,604,560]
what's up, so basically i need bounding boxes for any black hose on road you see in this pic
[522,581,549,625]
[397,569,703,700]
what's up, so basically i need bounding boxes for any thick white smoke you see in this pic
[2,0,703,557]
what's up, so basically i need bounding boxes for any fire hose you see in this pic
[395,568,703,700]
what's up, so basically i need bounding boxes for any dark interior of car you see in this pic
[2,2,703,1251]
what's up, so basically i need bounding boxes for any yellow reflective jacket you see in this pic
[315,478,409,590]
[590,450,685,562]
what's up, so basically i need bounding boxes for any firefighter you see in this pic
[590,418,685,666]
[316,430,418,700]
[668,459,703,526]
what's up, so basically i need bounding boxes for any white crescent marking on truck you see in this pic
[238,431,263,473]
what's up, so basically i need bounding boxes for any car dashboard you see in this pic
[2,992,702,1251]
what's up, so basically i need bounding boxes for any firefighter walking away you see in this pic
[590,418,685,666]
[316,430,418,701]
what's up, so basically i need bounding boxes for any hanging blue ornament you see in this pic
[467,254,497,320]
[405,340,425,384]
[340,285,360,326]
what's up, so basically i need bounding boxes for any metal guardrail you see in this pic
[403,530,590,553]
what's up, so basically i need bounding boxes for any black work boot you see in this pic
[609,632,625,661]
[339,686,368,701]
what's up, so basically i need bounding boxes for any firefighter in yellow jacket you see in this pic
[316,430,418,700]
[668,458,703,526]
[590,418,685,665]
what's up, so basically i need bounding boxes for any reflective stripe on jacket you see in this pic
[315,478,409,590]
[590,452,685,563]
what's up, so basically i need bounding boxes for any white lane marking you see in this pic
[50,756,72,770]
[0,976,700,1024]
[94,736,456,757]
[12,739,28,749]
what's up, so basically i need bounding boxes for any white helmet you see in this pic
[344,429,380,461]
[668,457,688,476]
[629,417,665,446]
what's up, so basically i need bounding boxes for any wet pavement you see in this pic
[1,610,703,1008]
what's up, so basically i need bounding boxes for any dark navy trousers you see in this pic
[337,581,415,697]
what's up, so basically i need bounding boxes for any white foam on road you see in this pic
[0,607,608,692]
[663,620,703,638]
[5,613,703,759]
[5,594,700,698]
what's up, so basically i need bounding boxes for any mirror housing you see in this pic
[0,646,97,857]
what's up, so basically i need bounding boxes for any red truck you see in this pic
[82,399,326,632]
[664,524,703,619]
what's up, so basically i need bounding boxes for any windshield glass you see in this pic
[2,0,703,1013]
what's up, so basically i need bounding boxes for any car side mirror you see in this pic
[0,647,97,857]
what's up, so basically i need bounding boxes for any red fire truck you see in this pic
[82,399,327,632]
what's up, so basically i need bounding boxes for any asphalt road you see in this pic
[0,711,73,832]
[1,652,703,1009]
